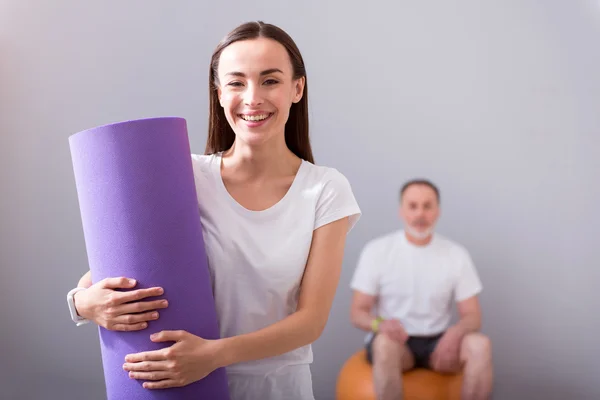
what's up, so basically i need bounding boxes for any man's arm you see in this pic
[453,295,482,336]
[350,290,379,332]
[451,246,483,336]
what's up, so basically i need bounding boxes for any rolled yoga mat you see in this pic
[69,117,230,400]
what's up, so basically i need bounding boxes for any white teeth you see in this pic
[241,114,269,121]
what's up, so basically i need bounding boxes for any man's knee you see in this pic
[461,332,492,361]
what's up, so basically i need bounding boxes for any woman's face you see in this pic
[217,37,305,149]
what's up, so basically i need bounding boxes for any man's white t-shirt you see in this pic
[350,229,482,336]
[191,152,361,400]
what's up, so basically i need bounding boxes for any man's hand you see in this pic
[430,325,464,372]
[379,319,409,344]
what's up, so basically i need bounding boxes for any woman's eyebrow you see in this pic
[225,68,284,77]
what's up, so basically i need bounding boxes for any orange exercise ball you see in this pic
[336,350,463,400]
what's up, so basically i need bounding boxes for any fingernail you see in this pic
[141,323,147,328]
[129,279,136,285]
[158,288,164,294]
[162,300,168,306]
[151,312,158,319]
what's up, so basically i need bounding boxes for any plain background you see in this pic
[1,1,599,399]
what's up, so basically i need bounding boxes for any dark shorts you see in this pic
[365,331,444,369]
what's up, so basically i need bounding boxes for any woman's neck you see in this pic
[221,137,300,179]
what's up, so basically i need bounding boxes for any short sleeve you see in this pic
[314,169,361,232]
[454,248,483,302]
[349,242,379,296]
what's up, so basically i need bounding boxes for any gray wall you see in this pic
[1,1,598,399]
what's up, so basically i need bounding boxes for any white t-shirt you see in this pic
[191,152,361,400]
[350,229,482,336]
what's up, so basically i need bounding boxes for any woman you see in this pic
[66,21,361,399]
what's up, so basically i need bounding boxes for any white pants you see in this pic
[226,364,315,400]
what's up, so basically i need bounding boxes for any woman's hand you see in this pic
[74,277,168,331]
[123,330,223,389]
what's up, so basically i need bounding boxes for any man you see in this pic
[349,179,493,400]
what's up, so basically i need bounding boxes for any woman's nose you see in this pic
[243,84,264,106]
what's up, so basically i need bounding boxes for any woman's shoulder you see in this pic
[299,161,358,205]
[189,153,221,188]
[301,161,361,231]
[191,152,217,165]
[190,152,220,173]
[300,161,353,189]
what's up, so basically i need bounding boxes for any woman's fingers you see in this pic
[118,299,169,315]
[105,310,162,331]
[110,321,149,331]
[123,360,182,389]
[127,370,172,381]
[143,379,182,389]
[115,310,160,325]
[124,360,171,373]
[98,277,164,305]
[100,277,137,290]
[117,287,165,304]
[102,299,168,331]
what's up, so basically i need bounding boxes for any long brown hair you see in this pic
[205,21,314,163]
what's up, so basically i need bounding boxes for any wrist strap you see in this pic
[67,287,90,326]
[371,316,384,333]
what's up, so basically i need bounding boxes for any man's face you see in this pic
[399,184,440,239]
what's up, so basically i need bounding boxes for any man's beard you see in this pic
[405,222,435,240]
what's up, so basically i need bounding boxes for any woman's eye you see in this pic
[264,79,279,85]
[227,81,243,87]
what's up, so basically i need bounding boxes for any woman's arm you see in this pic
[73,270,92,314]
[77,270,93,288]
[216,217,350,368]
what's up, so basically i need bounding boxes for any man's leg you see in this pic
[459,332,493,400]
[371,333,415,400]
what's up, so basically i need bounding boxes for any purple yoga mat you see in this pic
[69,117,230,400]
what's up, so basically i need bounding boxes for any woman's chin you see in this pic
[232,130,273,149]
[233,126,281,146]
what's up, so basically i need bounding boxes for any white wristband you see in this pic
[67,287,90,326]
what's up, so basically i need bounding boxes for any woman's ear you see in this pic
[292,76,305,103]
[217,87,223,107]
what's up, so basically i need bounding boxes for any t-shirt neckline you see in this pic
[211,151,307,217]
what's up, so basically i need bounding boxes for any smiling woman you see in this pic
[215,37,304,151]
[67,21,361,400]
[205,21,312,164]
